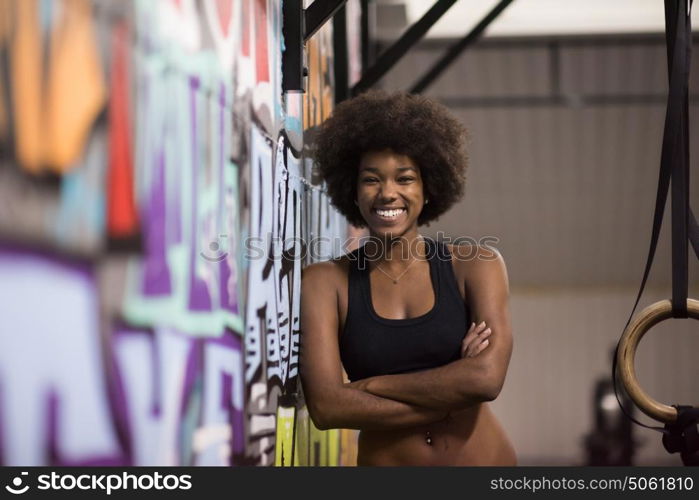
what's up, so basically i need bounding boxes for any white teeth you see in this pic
[375,208,405,218]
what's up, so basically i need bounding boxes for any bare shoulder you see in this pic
[301,254,353,292]
[446,243,509,290]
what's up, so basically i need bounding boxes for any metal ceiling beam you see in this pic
[410,0,516,94]
[284,0,349,92]
[305,0,348,42]
[351,0,460,96]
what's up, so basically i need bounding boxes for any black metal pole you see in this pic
[282,0,304,92]
[352,0,460,95]
[360,0,375,70]
[410,0,515,94]
[333,5,349,103]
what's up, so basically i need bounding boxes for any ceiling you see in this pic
[375,0,699,40]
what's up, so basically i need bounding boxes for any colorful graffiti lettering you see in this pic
[0,0,357,466]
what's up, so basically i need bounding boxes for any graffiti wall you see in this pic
[0,0,356,466]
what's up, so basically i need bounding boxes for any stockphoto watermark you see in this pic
[199,232,501,264]
[4,470,192,496]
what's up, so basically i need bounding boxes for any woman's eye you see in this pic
[361,177,378,183]
[398,177,415,182]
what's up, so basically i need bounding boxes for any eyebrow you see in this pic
[359,166,417,173]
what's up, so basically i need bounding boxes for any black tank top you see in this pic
[340,237,471,382]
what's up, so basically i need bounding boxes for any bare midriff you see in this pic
[357,403,516,466]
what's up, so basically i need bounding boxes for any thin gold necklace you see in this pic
[373,236,425,284]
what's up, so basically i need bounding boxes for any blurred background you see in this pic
[373,0,699,465]
[0,0,697,466]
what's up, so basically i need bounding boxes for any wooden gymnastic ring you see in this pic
[617,298,699,424]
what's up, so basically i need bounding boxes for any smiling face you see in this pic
[356,149,425,238]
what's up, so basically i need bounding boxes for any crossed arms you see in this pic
[299,249,513,431]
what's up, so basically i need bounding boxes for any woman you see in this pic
[300,90,515,466]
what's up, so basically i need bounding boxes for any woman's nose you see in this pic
[378,181,398,200]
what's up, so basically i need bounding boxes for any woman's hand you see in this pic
[461,321,492,358]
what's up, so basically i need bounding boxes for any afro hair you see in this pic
[313,90,468,228]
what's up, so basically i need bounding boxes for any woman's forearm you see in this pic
[360,356,503,411]
[308,386,448,431]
